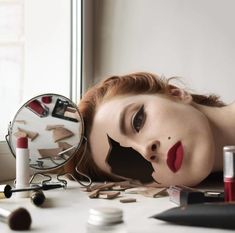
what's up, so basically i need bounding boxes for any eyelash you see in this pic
[132,105,146,133]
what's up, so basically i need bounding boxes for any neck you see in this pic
[194,101,235,172]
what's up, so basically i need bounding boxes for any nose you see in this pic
[142,140,160,162]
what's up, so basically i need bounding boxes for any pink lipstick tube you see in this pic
[223,146,235,202]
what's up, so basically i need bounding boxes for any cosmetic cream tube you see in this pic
[223,146,235,202]
[15,137,29,198]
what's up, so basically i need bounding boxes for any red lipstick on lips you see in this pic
[167,141,184,173]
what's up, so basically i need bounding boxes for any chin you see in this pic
[154,171,211,188]
[178,169,213,187]
[146,181,167,188]
[190,159,215,186]
[178,148,215,187]
[151,161,213,188]
[179,179,203,187]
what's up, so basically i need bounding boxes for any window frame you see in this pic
[0,0,83,150]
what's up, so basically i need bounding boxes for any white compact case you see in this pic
[87,207,127,233]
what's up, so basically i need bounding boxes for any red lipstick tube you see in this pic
[223,146,235,202]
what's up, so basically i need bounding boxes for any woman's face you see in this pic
[89,93,215,186]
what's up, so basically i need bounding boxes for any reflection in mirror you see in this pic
[6,94,84,172]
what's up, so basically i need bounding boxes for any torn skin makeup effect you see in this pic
[105,135,162,184]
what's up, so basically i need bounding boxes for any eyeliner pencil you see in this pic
[152,202,235,229]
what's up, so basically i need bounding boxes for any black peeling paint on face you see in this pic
[106,135,154,183]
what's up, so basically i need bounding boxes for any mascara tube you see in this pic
[0,185,12,199]
[223,146,235,202]
[30,190,46,206]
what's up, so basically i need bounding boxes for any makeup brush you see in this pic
[0,207,32,230]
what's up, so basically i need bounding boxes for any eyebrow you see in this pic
[119,103,134,135]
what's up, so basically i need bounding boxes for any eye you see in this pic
[132,105,145,133]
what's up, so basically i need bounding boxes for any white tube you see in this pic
[15,137,29,198]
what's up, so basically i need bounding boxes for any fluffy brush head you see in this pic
[8,207,32,230]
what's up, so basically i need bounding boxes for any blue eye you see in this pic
[132,105,145,133]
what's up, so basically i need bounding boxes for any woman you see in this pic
[69,72,235,187]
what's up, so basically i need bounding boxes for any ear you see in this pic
[169,86,192,104]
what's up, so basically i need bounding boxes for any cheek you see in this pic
[152,168,203,187]
[152,169,179,186]
[147,103,186,130]
[147,105,214,186]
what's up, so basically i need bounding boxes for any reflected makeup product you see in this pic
[16,137,30,198]
[52,98,78,122]
[41,95,52,104]
[223,146,235,202]
[26,99,49,117]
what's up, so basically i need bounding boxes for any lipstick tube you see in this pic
[15,137,30,198]
[223,146,235,202]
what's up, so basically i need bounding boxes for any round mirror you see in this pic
[6,94,84,172]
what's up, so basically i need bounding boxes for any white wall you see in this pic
[24,0,71,100]
[82,0,94,93]
[94,0,235,103]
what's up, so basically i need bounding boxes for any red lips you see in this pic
[167,141,184,173]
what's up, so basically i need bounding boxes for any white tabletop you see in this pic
[0,177,229,233]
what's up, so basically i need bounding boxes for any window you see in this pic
[0,0,82,141]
